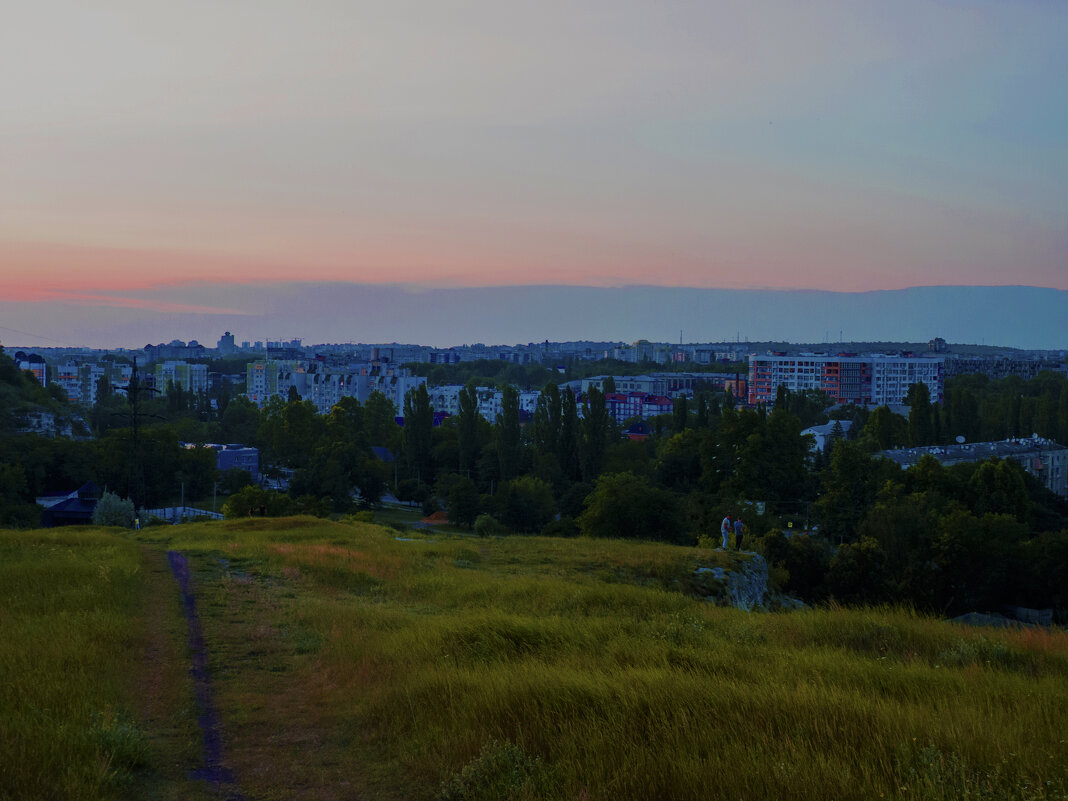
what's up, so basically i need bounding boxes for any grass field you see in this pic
[2,517,1066,800]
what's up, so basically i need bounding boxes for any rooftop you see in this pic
[880,436,1067,467]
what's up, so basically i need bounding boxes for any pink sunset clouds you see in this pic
[1,0,1066,320]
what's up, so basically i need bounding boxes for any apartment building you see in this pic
[246,359,425,414]
[428,385,539,422]
[748,354,944,406]
[879,436,1067,497]
[155,361,209,395]
[604,392,672,424]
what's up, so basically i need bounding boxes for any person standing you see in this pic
[720,514,732,549]
[733,517,744,549]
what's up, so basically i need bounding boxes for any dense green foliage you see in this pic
[91,491,135,528]
[1,342,1066,618]
[856,371,1068,451]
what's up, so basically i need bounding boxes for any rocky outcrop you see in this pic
[695,552,769,611]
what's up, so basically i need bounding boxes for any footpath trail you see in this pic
[166,550,246,801]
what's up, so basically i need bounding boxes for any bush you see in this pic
[438,740,557,801]
[221,486,296,518]
[541,517,580,538]
[578,471,685,543]
[473,514,504,538]
[496,476,555,533]
[219,467,254,495]
[92,491,135,528]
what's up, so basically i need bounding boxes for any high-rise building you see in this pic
[217,331,237,355]
[748,353,944,406]
[155,361,208,395]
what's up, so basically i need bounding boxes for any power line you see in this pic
[0,323,67,344]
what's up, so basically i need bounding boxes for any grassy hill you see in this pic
[2,518,1066,800]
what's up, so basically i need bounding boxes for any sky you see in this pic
[1,1,1066,347]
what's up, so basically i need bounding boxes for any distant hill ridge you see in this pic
[1,283,1064,350]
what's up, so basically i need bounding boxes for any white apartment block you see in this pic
[428,385,541,422]
[54,362,133,405]
[246,360,424,415]
[156,361,209,395]
[748,354,944,407]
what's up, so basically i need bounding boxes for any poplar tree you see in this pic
[497,384,521,482]
[672,396,689,433]
[580,386,611,482]
[403,384,434,482]
[559,387,580,481]
[457,382,480,476]
[906,382,934,446]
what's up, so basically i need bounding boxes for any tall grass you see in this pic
[138,517,1068,801]
[0,529,149,801]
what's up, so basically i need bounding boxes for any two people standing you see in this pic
[720,515,744,549]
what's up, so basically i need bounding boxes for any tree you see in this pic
[826,536,888,605]
[699,407,763,495]
[759,531,830,602]
[220,396,260,444]
[558,387,580,481]
[827,420,845,452]
[447,476,480,529]
[219,467,254,495]
[92,490,135,528]
[726,409,811,513]
[532,382,561,460]
[0,463,39,528]
[694,393,710,429]
[579,471,685,543]
[968,459,1030,523]
[457,382,481,476]
[177,444,219,501]
[395,478,429,508]
[259,398,324,468]
[931,510,1024,614]
[815,442,898,543]
[861,405,908,451]
[579,386,611,482]
[222,485,295,518]
[364,391,399,449]
[326,396,367,449]
[497,385,521,482]
[403,384,434,482]
[672,396,689,433]
[906,382,935,446]
[473,513,504,537]
[856,488,952,608]
[655,430,703,492]
[495,476,555,533]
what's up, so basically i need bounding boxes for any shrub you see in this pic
[438,740,557,801]
[541,517,580,538]
[579,471,685,543]
[496,476,555,533]
[221,486,295,518]
[92,491,135,528]
[473,514,504,538]
[218,467,254,495]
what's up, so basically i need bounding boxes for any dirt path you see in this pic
[167,550,246,800]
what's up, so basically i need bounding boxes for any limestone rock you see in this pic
[695,552,769,611]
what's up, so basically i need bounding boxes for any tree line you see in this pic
[1,343,1066,616]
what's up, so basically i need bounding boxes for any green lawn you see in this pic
[2,518,1066,800]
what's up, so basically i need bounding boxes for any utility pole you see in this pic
[111,358,162,513]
